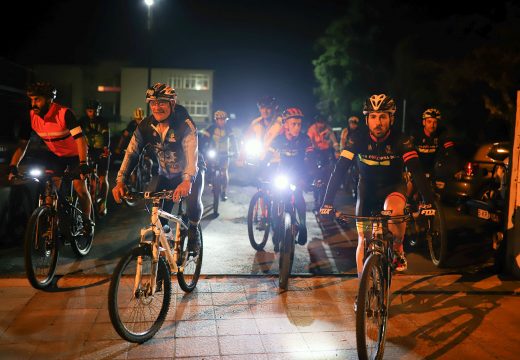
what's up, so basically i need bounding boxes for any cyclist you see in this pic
[199,110,238,201]
[8,81,93,234]
[115,107,145,156]
[307,115,340,210]
[320,94,434,275]
[112,83,205,254]
[80,99,110,217]
[340,115,361,198]
[267,107,314,248]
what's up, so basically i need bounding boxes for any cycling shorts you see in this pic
[42,152,81,179]
[356,181,407,217]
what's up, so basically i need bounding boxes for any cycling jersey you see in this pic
[323,128,434,207]
[307,123,339,152]
[117,104,202,183]
[410,128,455,175]
[269,132,313,178]
[21,103,83,157]
[199,123,237,155]
[81,115,110,150]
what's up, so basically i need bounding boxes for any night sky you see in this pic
[2,0,513,127]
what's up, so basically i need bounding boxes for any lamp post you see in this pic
[144,0,154,115]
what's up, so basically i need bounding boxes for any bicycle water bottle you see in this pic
[163,224,174,248]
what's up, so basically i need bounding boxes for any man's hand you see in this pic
[112,182,128,204]
[79,162,90,181]
[319,204,335,218]
[7,165,18,181]
[173,179,192,201]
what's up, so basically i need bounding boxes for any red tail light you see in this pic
[465,162,478,176]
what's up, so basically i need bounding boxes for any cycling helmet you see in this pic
[214,110,229,121]
[282,107,304,122]
[86,99,102,112]
[133,107,144,120]
[257,95,279,110]
[422,108,442,121]
[145,83,177,102]
[362,94,396,115]
[26,81,57,100]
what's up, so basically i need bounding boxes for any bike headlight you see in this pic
[274,175,289,190]
[245,139,262,157]
[29,168,43,177]
[207,149,217,159]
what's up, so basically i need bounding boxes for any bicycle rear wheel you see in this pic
[177,224,203,292]
[108,245,172,343]
[24,206,59,290]
[427,199,448,267]
[70,196,95,257]
[356,253,389,360]
[278,213,294,290]
[247,191,271,250]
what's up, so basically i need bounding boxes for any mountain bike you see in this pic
[247,178,272,251]
[406,172,448,267]
[205,148,228,215]
[108,190,203,343]
[335,207,433,360]
[271,173,302,290]
[123,146,153,207]
[20,167,95,290]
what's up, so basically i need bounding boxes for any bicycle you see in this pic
[247,177,272,251]
[20,166,95,290]
[123,146,153,207]
[406,172,448,267]
[335,207,433,360]
[205,148,228,215]
[85,154,104,219]
[108,190,203,343]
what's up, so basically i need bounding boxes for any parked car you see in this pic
[435,141,510,204]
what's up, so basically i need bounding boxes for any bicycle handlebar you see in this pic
[122,190,184,202]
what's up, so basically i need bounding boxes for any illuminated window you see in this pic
[169,74,209,90]
[181,100,209,116]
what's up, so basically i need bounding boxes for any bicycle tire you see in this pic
[24,206,59,290]
[108,245,172,343]
[70,197,95,257]
[247,191,271,250]
[213,170,220,215]
[278,212,294,290]
[356,253,389,360]
[177,224,203,292]
[427,199,448,267]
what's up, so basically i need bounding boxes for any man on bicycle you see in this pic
[340,115,361,199]
[199,110,238,201]
[267,107,314,248]
[320,94,434,274]
[115,107,145,155]
[8,81,93,234]
[80,99,110,217]
[112,83,204,254]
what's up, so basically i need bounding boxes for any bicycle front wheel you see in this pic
[427,199,448,267]
[278,213,294,290]
[177,224,203,292]
[356,253,389,360]
[247,191,271,250]
[70,196,95,257]
[24,206,59,290]
[108,245,172,343]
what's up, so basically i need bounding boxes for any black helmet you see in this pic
[257,95,278,110]
[422,108,441,121]
[146,83,177,102]
[362,94,396,115]
[86,99,102,112]
[27,81,57,100]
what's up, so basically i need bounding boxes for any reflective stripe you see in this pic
[35,129,69,137]
[70,126,83,136]
[41,134,72,142]
[359,157,390,166]
[340,150,354,160]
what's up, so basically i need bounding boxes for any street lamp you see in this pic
[144,0,154,115]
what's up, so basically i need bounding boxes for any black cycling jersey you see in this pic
[269,132,313,178]
[323,127,434,206]
[410,128,455,175]
[80,115,110,150]
[199,123,237,156]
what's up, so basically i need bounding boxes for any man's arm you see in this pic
[9,139,30,169]
[402,137,435,204]
[65,110,88,163]
[322,151,353,206]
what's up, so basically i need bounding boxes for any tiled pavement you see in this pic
[0,273,519,359]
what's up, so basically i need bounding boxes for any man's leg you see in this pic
[186,171,204,253]
[384,192,407,271]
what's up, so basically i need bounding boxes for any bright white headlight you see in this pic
[29,168,42,177]
[207,149,217,159]
[274,175,289,190]
[245,139,262,157]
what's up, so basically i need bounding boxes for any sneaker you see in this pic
[187,225,201,255]
[297,225,307,245]
[98,202,107,217]
[221,192,228,201]
[393,252,408,272]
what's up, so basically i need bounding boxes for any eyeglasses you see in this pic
[149,100,170,107]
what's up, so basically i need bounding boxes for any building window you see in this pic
[169,74,209,90]
[181,100,209,117]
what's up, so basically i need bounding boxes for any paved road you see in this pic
[0,168,497,281]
